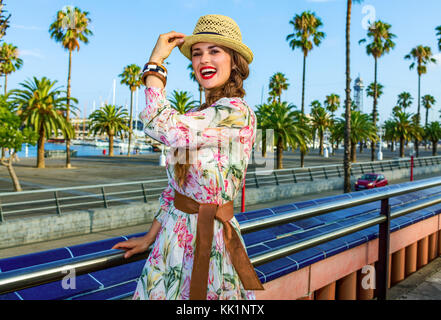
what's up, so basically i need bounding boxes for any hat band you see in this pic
[194,31,224,36]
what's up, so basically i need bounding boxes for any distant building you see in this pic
[353,75,364,112]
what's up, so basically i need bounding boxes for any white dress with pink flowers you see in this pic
[132,87,257,300]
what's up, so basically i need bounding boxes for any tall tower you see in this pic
[353,75,364,112]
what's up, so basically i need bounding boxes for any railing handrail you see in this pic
[1,176,441,297]
[2,155,438,198]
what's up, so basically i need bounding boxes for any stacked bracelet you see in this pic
[141,62,167,86]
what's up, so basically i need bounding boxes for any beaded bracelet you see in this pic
[141,61,168,86]
[142,62,167,76]
[142,70,167,87]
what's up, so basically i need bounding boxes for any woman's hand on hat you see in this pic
[149,31,186,65]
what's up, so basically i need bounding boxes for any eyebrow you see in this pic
[192,45,219,52]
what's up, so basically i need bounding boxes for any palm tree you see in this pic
[10,77,75,168]
[344,0,364,192]
[410,114,424,155]
[0,1,11,41]
[391,111,413,158]
[0,42,23,94]
[359,20,396,161]
[421,94,436,127]
[324,93,340,119]
[338,110,377,162]
[119,64,142,156]
[310,105,331,156]
[49,5,92,168]
[187,63,203,105]
[89,104,129,156]
[265,101,310,169]
[269,72,289,103]
[424,122,441,156]
[366,82,384,101]
[436,26,441,52]
[404,45,437,157]
[169,90,198,114]
[286,11,325,168]
[384,119,398,152]
[397,92,413,111]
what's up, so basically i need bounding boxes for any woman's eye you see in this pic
[210,50,219,54]
[192,53,201,57]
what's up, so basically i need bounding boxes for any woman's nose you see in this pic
[200,51,210,64]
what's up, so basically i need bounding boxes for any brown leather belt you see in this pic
[173,191,264,300]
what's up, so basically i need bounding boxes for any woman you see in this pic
[112,14,263,300]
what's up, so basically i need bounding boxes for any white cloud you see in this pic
[19,49,44,59]
[11,24,44,31]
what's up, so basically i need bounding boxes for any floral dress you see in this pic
[132,87,257,300]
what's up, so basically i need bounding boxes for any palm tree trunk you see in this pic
[37,125,45,168]
[344,0,353,193]
[65,49,72,168]
[400,136,405,158]
[351,141,357,162]
[4,73,7,95]
[277,138,283,169]
[199,85,203,105]
[109,134,114,156]
[371,57,378,161]
[300,53,307,167]
[319,132,324,156]
[3,154,22,191]
[415,73,421,157]
[128,89,134,156]
[432,139,437,156]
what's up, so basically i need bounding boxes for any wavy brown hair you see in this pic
[174,46,250,189]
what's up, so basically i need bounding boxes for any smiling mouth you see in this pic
[200,67,217,80]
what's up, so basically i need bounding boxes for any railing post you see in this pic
[54,191,61,216]
[389,161,393,171]
[0,199,3,223]
[254,173,260,188]
[380,161,384,171]
[101,187,108,208]
[308,168,314,181]
[336,166,341,178]
[360,164,364,174]
[273,171,279,186]
[377,198,391,300]
[141,184,148,203]
[370,163,374,172]
[291,170,297,183]
[322,167,328,179]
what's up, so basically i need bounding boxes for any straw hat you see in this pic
[179,14,253,64]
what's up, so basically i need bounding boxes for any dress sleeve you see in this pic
[139,87,253,150]
[154,184,175,225]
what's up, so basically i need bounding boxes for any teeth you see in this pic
[201,68,216,75]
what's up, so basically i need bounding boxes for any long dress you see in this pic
[132,86,257,300]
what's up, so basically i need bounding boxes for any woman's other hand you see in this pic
[111,235,154,259]
[149,31,186,65]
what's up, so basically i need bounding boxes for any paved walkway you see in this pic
[389,257,441,300]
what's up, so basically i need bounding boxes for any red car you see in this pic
[355,173,388,191]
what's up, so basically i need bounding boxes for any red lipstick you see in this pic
[200,66,217,80]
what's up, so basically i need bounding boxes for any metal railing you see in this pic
[1,176,441,299]
[1,155,440,223]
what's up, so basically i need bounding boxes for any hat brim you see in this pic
[179,34,253,64]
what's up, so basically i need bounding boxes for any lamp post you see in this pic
[377,127,385,161]
[323,129,330,158]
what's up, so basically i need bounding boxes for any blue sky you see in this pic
[5,0,441,124]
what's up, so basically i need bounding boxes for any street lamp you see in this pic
[377,127,385,161]
[323,129,330,158]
